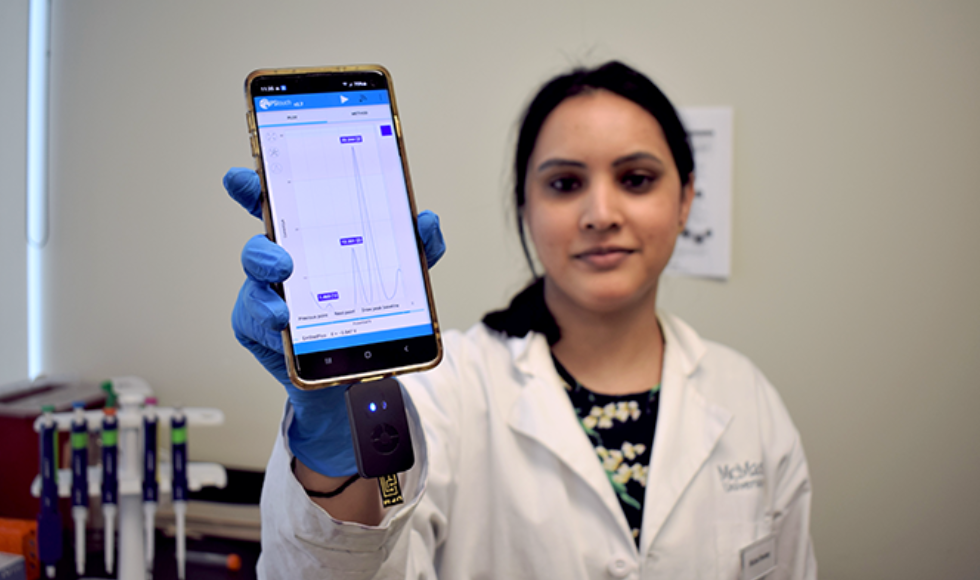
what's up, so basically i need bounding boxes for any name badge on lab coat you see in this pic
[740,534,776,580]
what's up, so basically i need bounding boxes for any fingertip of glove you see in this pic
[418,210,446,267]
[224,168,263,218]
[418,209,439,229]
[224,167,256,190]
[243,235,293,281]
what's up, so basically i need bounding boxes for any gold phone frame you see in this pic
[243,64,442,390]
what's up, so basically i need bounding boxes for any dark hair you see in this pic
[513,61,694,274]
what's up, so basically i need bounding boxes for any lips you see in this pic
[574,246,635,269]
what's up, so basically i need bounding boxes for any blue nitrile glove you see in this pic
[224,167,445,477]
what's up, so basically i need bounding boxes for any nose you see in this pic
[579,178,622,232]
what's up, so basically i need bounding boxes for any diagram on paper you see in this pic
[665,107,733,280]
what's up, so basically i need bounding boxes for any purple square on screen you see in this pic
[380,125,393,136]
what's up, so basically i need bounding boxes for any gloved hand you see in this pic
[224,167,445,477]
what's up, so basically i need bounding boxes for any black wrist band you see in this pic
[292,456,361,499]
[305,474,360,498]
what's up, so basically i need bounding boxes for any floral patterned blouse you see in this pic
[552,355,661,547]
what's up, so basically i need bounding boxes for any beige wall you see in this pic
[23,0,980,577]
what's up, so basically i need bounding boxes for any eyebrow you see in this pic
[536,152,665,173]
[612,152,665,167]
[536,158,586,172]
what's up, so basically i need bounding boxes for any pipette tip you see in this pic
[104,504,116,574]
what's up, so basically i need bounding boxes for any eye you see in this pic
[620,171,657,193]
[548,175,583,193]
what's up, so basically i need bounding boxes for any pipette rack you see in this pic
[30,377,226,580]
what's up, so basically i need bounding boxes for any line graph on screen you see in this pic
[289,128,404,312]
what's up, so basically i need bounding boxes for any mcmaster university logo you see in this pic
[717,460,764,492]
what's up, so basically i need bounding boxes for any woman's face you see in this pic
[524,90,694,315]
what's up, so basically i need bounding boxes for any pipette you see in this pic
[70,401,89,576]
[37,405,62,579]
[102,405,119,575]
[171,407,189,580]
[142,397,159,572]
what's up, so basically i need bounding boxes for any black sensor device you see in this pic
[345,378,415,479]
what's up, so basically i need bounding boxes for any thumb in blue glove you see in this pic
[225,167,445,477]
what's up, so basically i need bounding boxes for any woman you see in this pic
[225,61,816,579]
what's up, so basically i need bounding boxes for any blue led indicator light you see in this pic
[369,402,377,413]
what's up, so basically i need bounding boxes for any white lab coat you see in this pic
[258,313,816,579]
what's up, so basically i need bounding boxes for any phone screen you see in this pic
[248,68,440,385]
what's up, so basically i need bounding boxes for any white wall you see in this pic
[0,1,28,387]
[28,1,980,577]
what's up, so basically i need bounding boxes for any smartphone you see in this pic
[243,65,442,389]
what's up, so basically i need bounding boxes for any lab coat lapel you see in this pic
[640,315,733,555]
[506,333,630,535]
